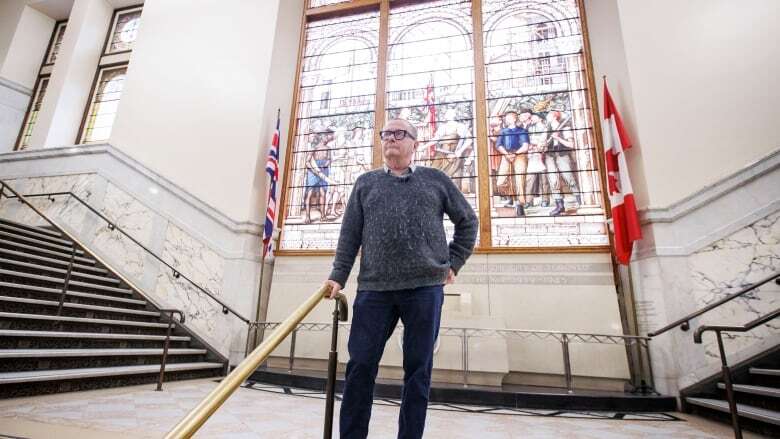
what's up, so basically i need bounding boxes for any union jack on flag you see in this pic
[263,114,280,260]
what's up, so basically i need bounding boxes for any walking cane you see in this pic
[324,293,349,439]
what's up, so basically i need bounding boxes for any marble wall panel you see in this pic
[90,182,155,278]
[687,211,780,365]
[153,222,232,353]
[0,174,96,230]
[635,210,780,393]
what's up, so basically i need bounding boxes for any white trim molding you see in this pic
[0,144,263,261]
[0,77,33,96]
[635,148,780,259]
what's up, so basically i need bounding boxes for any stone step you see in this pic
[0,348,206,358]
[751,368,780,377]
[686,397,780,426]
[718,383,780,398]
[0,217,63,238]
[0,222,73,246]
[0,230,84,255]
[0,248,105,274]
[0,362,223,384]
[0,311,169,328]
[0,269,131,294]
[0,258,119,284]
[0,329,190,342]
[0,239,94,264]
[0,281,145,305]
[0,295,158,317]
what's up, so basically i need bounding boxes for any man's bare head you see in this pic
[381,118,418,170]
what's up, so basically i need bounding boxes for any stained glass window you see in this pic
[81,65,127,143]
[279,0,608,252]
[17,77,49,150]
[386,0,479,244]
[105,7,142,54]
[45,22,67,65]
[280,11,379,250]
[482,0,607,247]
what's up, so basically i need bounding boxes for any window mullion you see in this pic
[471,0,493,249]
[372,0,390,168]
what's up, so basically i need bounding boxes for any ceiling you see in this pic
[27,0,145,21]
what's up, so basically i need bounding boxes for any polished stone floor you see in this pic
[0,379,768,438]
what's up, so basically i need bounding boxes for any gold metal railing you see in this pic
[165,285,347,438]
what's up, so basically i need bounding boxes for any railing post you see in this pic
[57,246,77,316]
[324,301,341,439]
[626,338,641,391]
[561,334,573,394]
[461,328,468,387]
[644,338,657,393]
[288,328,297,373]
[157,311,174,391]
[245,323,254,359]
[716,331,742,439]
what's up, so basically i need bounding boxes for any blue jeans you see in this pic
[340,285,444,439]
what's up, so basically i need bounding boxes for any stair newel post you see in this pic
[323,304,339,438]
[716,330,742,439]
[324,294,348,439]
[157,310,175,391]
[57,247,77,316]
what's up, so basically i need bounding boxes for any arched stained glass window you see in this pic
[280,11,379,250]
[278,0,608,253]
[482,0,607,247]
[385,0,479,244]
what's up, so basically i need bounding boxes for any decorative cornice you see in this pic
[0,144,263,237]
[634,147,780,259]
[0,76,33,96]
[640,148,780,224]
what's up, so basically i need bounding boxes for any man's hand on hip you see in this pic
[445,269,456,285]
[324,279,342,299]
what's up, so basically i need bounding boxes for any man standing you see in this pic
[545,110,581,215]
[524,113,549,209]
[325,118,478,439]
[424,108,473,192]
[304,130,335,223]
[494,110,530,216]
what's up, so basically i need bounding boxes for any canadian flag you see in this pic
[602,80,642,265]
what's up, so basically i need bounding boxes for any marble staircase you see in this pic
[682,345,780,437]
[0,217,225,398]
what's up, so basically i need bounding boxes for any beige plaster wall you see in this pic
[109,0,301,223]
[585,0,780,209]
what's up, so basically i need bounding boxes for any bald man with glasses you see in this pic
[324,118,478,439]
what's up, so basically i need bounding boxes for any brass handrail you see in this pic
[165,285,345,438]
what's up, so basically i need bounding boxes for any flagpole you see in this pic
[600,77,653,394]
[252,108,281,352]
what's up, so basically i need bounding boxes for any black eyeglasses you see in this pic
[379,129,416,141]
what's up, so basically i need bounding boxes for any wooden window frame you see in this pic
[76,4,143,144]
[13,74,51,151]
[43,20,68,66]
[76,61,130,145]
[101,4,144,56]
[13,19,68,151]
[276,0,612,256]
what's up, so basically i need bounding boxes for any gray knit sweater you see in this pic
[328,166,478,291]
